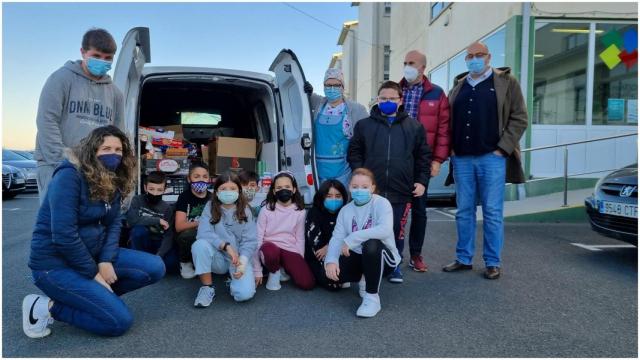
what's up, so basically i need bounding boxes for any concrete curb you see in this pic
[504,205,588,223]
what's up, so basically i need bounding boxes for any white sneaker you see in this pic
[280,269,290,282]
[265,271,281,291]
[358,277,367,298]
[180,262,196,279]
[22,294,53,338]
[356,293,381,318]
[194,285,215,307]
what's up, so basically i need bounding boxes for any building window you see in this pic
[383,2,391,16]
[533,22,590,125]
[448,52,467,89]
[483,27,506,68]
[592,23,638,125]
[429,63,449,92]
[430,2,449,22]
[533,21,638,126]
[383,45,391,81]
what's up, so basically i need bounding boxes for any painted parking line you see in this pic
[433,209,456,219]
[571,243,637,251]
[3,208,21,211]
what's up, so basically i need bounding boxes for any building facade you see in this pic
[340,2,638,186]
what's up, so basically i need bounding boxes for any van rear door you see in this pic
[269,49,316,204]
[113,27,151,141]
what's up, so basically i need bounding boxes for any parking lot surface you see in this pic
[2,194,637,357]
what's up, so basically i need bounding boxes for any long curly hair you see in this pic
[210,171,249,224]
[71,125,137,202]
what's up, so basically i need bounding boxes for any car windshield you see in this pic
[2,149,26,161]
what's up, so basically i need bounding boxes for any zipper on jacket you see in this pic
[385,123,392,198]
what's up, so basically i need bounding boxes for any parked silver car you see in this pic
[2,164,26,199]
[585,164,638,245]
[2,149,37,191]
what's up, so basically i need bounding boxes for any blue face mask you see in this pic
[191,181,209,193]
[350,189,372,206]
[86,57,112,77]
[379,101,398,116]
[97,153,122,172]
[324,198,344,213]
[217,190,239,205]
[465,57,486,75]
[324,86,343,102]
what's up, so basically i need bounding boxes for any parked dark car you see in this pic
[2,164,26,199]
[12,149,34,160]
[2,149,37,191]
[585,164,638,245]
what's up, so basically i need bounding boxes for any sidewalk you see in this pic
[439,188,593,220]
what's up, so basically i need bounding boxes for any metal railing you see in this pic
[520,132,638,207]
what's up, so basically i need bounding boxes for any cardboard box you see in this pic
[208,137,256,175]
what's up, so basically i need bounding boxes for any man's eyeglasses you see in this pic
[378,96,401,102]
[324,84,343,89]
[465,52,488,60]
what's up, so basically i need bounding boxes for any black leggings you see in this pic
[333,239,395,294]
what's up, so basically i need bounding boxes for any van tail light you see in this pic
[307,174,314,186]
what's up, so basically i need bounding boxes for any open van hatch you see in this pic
[137,74,278,202]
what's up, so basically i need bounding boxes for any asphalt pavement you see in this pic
[2,193,637,357]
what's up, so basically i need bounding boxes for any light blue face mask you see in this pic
[324,198,344,213]
[324,86,343,102]
[465,57,486,75]
[86,57,112,77]
[217,190,239,205]
[350,188,372,206]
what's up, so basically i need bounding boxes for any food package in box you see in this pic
[138,126,175,140]
[165,148,189,158]
[151,137,184,148]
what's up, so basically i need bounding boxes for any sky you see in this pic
[2,2,359,150]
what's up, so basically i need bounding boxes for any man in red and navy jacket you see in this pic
[398,50,450,274]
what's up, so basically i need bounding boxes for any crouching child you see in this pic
[191,171,257,307]
[126,171,178,272]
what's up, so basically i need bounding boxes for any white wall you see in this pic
[341,25,358,100]
[355,3,375,107]
[530,126,638,178]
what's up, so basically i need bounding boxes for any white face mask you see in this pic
[403,65,420,83]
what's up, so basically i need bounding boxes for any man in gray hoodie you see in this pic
[34,28,124,202]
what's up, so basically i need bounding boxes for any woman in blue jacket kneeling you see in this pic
[23,125,165,338]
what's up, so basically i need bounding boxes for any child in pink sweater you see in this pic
[254,172,314,290]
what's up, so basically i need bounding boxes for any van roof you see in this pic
[142,66,275,84]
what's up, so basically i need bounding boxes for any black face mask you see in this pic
[275,189,293,203]
[146,193,163,205]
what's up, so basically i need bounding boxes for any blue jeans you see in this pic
[31,248,165,336]
[318,169,351,191]
[130,225,179,274]
[191,239,256,302]
[451,152,506,267]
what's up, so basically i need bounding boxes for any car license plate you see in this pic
[598,200,638,219]
[14,179,25,184]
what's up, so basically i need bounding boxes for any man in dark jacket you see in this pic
[399,50,451,273]
[348,81,432,283]
[442,41,528,280]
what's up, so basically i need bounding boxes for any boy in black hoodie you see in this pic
[348,81,432,284]
[127,171,177,272]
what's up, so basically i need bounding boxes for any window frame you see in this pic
[429,2,452,24]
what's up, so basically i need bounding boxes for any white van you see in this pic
[112,27,317,204]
